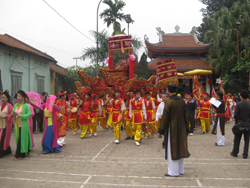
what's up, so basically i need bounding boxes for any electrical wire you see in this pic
[42,0,95,43]
[0,28,76,56]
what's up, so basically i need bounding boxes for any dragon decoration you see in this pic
[75,34,177,100]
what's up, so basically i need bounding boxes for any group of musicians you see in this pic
[58,90,168,146]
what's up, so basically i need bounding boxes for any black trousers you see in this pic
[38,112,44,132]
[231,131,250,157]
[33,112,44,133]
[188,112,195,133]
[0,128,12,157]
[15,127,26,159]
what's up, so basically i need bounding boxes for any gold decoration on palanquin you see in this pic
[123,78,135,92]
[184,69,212,76]
[138,76,156,86]
[100,68,127,86]
[78,70,102,86]
[75,81,86,100]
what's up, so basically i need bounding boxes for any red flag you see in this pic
[212,85,217,98]
[199,84,204,99]
[220,80,227,102]
[192,75,199,101]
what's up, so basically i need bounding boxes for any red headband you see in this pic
[59,91,67,97]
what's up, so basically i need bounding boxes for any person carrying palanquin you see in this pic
[129,90,147,146]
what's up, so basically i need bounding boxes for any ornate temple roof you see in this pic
[145,26,211,58]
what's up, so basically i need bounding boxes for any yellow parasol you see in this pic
[177,73,184,77]
[184,69,212,76]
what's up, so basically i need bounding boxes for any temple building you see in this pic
[145,26,215,94]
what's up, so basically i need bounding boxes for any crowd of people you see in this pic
[0,85,249,177]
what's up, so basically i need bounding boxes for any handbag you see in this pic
[232,121,250,134]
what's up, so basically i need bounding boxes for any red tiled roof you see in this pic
[50,63,65,75]
[158,35,209,48]
[148,58,214,72]
[0,34,56,62]
[145,34,210,53]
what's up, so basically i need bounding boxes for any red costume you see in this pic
[98,98,107,129]
[89,99,100,134]
[199,99,211,133]
[144,98,156,136]
[130,99,144,125]
[144,99,155,123]
[111,98,125,141]
[68,97,78,132]
[124,99,132,138]
[79,100,92,138]
[69,97,78,119]
[106,99,113,127]
[199,100,211,119]
[79,100,92,125]
[112,99,124,123]
[56,100,68,139]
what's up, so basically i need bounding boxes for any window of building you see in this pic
[37,77,45,94]
[11,73,22,96]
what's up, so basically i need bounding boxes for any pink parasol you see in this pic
[26,92,43,109]
[46,95,57,111]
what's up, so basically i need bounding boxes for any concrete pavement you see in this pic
[0,121,249,188]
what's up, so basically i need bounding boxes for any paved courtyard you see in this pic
[0,121,249,188]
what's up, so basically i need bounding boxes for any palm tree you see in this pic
[100,0,134,35]
[82,30,110,67]
[204,0,250,92]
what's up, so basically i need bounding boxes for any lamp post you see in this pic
[125,14,132,35]
[236,15,242,60]
[96,0,103,66]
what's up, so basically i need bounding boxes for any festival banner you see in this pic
[108,35,132,53]
[156,59,178,85]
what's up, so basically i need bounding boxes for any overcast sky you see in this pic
[0,0,206,68]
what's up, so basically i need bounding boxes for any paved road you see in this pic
[0,121,249,188]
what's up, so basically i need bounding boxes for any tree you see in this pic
[203,0,250,93]
[64,65,101,92]
[199,0,246,18]
[135,53,150,80]
[222,59,250,93]
[100,0,134,35]
[197,0,246,40]
[82,30,110,67]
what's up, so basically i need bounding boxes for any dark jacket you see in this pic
[234,100,250,123]
[158,94,190,160]
[186,98,197,114]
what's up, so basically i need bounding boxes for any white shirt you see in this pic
[155,101,165,121]
[157,94,162,103]
[129,97,147,119]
